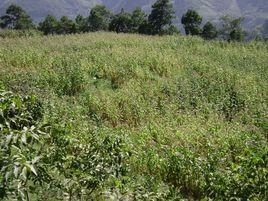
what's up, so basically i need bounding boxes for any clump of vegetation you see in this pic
[219,15,246,42]
[181,9,203,36]
[0,29,43,39]
[0,32,267,200]
[0,4,34,30]
[0,87,131,200]
[0,88,47,199]
[165,132,267,199]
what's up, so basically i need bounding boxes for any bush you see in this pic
[0,89,132,200]
[42,127,131,200]
[0,90,48,200]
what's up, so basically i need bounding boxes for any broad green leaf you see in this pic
[32,156,41,164]
[21,166,27,181]
[21,132,27,144]
[26,163,38,176]
[6,134,13,145]
[14,166,19,178]
[30,125,36,131]
[5,171,11,181]
[11,145,20,151]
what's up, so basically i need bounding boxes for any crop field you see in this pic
[0,32,267,200]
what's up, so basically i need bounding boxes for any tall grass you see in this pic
[0,32,267,200]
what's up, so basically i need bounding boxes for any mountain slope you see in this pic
[0,0,267,29]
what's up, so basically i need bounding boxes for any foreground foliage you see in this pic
[0,32,267,200]
[0,87,131,200]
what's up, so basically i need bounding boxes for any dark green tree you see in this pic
[109,9,132,33]
[38,15,58,35]
[75,15,87,33]
[0,4,34,30]
[202,21,218,40]
[229,29,244,42]
[131,7,147,33]
[57,16,76,34]
[88,5,113,32]
[219,15,246,42]
[161,24,180,35]
[148,0,175,35]
[138,21,151,35]
[181,9,202,36]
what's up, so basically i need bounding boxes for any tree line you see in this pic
[0,0,266,41]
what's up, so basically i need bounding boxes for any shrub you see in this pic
[0,90,48,200]
[0,89,132,200]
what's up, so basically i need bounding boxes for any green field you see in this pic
[0,33,267,200]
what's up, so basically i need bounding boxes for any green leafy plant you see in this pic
[0,90,48,200]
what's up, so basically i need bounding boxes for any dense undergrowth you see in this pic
[0,29,43,39]
[0,32,267,200]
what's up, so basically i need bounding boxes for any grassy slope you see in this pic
[0,32,267,199]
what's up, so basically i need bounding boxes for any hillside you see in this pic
[0,0,268,30]
[0,33,267,200]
